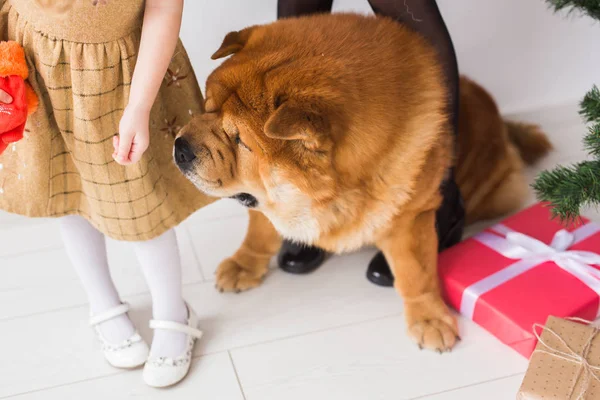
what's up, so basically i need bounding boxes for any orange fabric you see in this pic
[0,41,28,79]
[24,82,37,115]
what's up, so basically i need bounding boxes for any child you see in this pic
[0,0,211,387]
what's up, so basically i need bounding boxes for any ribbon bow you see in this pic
[507,230,600,281]
[460,222,600,320]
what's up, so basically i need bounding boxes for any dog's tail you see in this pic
[504,121,552,165]
[455,77,551,224]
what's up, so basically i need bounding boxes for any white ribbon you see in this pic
[460,222,600,320]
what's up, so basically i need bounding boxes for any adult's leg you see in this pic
[59,215,136,343]
[365,0,464,286]
[367,0,459,128]
[277,0,333,18]
[275,0,334,275]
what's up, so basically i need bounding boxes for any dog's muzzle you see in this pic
[174,137,196,169]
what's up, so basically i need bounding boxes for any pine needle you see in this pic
[580,86,600,123]
[534,161,600,222]
[546,0,600,20]
[533,4,600,221]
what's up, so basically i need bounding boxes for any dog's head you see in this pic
[176,23,350,242]
[176,15,445,244]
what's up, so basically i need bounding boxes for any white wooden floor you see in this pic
[0,102,596,399]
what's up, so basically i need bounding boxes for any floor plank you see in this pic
[0,227,202,321]
[0,220,63,258]
[412,373,525,399]
[230,316,527,400]
[185,214,250,279]
[0,251,403,397]
[4,352,245,400]
[184,249,402,355]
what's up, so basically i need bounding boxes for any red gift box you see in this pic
[439,202,600,358]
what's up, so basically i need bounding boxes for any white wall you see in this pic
[181,0,600,114]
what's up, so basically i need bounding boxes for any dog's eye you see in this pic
[234,134,252,152]
[230,193,258,208]
[274,95,283,109]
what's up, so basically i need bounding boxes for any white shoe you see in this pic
[143,303,203,388]
[89,303,150,369]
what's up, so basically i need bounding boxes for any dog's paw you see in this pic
[215,257,267,293]
[404,294,459,353]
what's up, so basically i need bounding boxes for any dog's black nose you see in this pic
[174,137,196,165]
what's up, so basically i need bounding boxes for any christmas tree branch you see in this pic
[535,1,600,221]
[533,160,600,221]
[546,0,600,20]
[584,122,600,157]
[580,85,600,123]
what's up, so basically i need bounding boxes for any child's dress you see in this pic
[0,0,213,241]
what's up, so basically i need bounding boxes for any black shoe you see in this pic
[365,213,465,288]
[366,252,395,287]
[278,240,327,274]
[366,176,466,288]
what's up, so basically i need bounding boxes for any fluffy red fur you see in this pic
[0,41,38,154]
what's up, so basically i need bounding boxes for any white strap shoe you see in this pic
[89,303,149,369]
[143,303,203,388]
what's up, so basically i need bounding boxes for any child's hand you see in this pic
[113,105,150,165]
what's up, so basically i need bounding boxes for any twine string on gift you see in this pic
[532,318,600,400]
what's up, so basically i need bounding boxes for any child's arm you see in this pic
[113,0,184,165]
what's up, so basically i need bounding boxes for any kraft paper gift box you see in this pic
[518,316,600,399]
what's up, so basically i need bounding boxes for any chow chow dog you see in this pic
[174,14,551,352]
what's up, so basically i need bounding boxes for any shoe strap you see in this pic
[149,319,203,339]
[89,303,130,327]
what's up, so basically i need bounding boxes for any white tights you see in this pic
[59,215,188,359]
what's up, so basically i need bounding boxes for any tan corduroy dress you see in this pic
[0,0,213,241]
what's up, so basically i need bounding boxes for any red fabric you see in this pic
[438,202,600,358]
[0,74,28,155]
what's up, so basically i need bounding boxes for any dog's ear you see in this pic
[264,100,329,150]
[211,27,255,60]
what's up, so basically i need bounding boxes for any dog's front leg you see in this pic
[377,209,459,352]
[216,209,282,293]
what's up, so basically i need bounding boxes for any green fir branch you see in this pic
[535,1,600,221]
[583,123,600,157]
[579,85,600,123]
[533,160,600,222]
[545,0,600,20]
